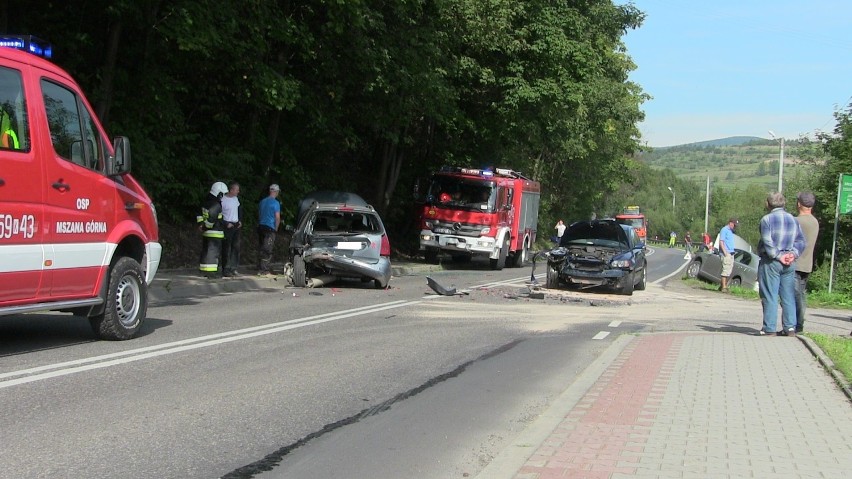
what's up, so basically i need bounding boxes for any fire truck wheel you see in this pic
[89,256,147,340]
[293,255,308,287]
[510,240,528,268]
[490,237,509,270]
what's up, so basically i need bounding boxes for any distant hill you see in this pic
[636,137,807,189]
[655,136,767,150]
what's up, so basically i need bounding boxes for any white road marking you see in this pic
[608,321,622,328]
[651,254,692,285]
[0,300,417,389]
[592,331,610,340]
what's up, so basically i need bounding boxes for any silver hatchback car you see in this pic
[289,192,392,288]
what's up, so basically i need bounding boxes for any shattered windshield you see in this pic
[426,176,495,212]
[311,211,382,235]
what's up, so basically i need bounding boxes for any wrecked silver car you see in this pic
[288,191,392,288]
[540,219,647,295]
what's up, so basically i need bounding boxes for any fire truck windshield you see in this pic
[617,218,644,228]
[427,176,496,212]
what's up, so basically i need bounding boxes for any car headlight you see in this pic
[611,259,634,268]
[424,221,434,229]
[480,227,490,234]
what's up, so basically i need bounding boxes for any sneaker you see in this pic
[758,330,774,336]
[778,328,796,337]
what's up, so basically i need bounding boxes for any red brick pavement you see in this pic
[514,334,685,479]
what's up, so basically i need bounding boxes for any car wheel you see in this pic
[292,255,308,287]
[89,257,146,340]
[729,276,742,288]
[374,279,387,289]
[490,237,509,270]
[686,259,701,279]
[545,265,560,288]
[424,248,439,264]
[635,263,647,291]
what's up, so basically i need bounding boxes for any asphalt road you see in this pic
[0,247,798,479]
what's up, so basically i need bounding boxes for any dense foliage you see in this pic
[4,0,646,264]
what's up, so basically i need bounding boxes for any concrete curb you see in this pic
[475,333,636,479]
[797,334,852,402]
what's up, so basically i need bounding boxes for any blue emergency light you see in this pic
[0,35,53,59]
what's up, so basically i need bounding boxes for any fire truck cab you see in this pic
[615,206,647,243]
[0,36,161,340]
[418,167,540,270]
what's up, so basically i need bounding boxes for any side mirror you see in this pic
[109,136,132,175]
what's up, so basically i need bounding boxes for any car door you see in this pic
[0,63,45,303]
[39,76,114,298]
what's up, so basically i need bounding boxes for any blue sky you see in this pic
[622,0,852,147]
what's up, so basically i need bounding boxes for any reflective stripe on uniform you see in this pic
[199,263,218,272]
[202,230,224,239]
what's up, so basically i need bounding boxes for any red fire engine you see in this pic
[418,167,540,269]
[0,36,161,340]
[615,206,647,242]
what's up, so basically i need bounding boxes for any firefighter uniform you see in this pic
[198,183,227,276]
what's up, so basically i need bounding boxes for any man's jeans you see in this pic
[795,271,810,331]
[758,258,797,333]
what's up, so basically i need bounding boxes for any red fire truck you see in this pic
[418,167,540,269]
[0,36,161,340]
[615,206,647,242]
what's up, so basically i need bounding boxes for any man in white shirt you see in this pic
[555,220,566,242]
[220,182,242,277]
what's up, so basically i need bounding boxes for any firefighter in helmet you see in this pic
[198,181,228,277]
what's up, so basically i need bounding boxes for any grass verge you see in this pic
[805,333,852,383]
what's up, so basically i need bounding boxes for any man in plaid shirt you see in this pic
[757,192,806,336]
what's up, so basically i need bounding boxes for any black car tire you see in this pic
[490,237,509,270]
[729,276,742,288]
[374,279,387,289]
[424,248,439,264]
[635,263,647,291]
[686,259,701,279]
[545,265,560,289]
[292,255,308,287]
[89,256,146,340]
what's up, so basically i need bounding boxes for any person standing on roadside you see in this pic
[718,218,738,292]
[757,192,805,336]
[555,220,566,242]
[257,184,281,276]
[198,182,228,278]
[702,231,712,252]
[794,191,819,333]
[684,231,693,253]
[669,231,677,248]
[220,181,242,277]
